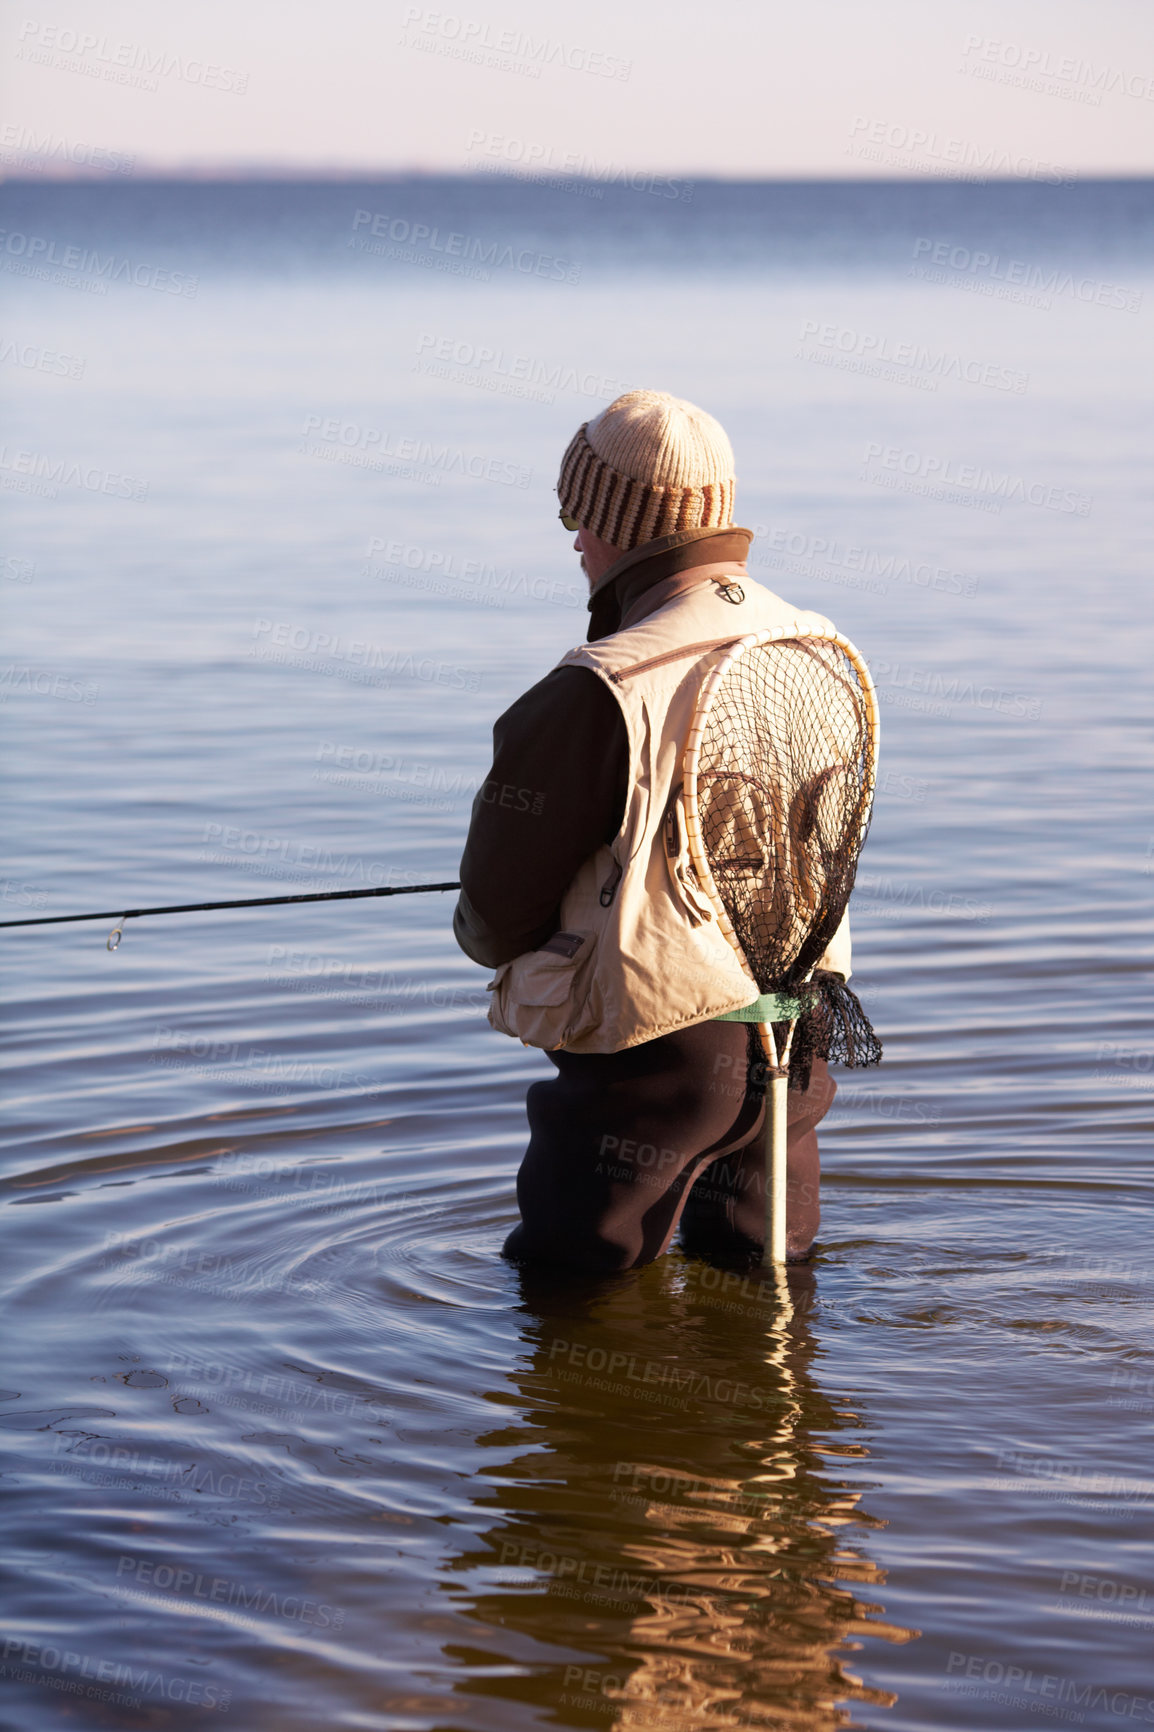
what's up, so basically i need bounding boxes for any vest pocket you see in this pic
[512,935,590,1006]
[487,931,596,1046]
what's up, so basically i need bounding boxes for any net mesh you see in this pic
[694,636,882,1086]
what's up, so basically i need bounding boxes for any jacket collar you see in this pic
[586,525,754,642]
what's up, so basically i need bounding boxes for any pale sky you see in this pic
[3,0,1153,177]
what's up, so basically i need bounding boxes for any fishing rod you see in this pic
[0,882,462,950]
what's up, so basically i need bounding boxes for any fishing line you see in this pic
[0,882,462,950]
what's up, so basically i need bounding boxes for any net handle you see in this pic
[681,627,880,974]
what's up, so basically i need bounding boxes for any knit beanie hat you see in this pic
[557,389,736,550]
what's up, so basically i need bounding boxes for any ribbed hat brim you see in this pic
[558,423,735,550]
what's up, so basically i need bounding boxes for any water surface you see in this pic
[2,177,1153,1730]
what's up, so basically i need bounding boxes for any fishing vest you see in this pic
[487,569,853,1054]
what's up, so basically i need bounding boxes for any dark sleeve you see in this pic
[453,666,628,969]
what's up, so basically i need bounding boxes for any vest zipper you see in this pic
[608,635,744,683]
[599,858,623,906]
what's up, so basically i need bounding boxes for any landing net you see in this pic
[687,633,883,1083]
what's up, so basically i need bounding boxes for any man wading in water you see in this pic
[454,390,855,1273]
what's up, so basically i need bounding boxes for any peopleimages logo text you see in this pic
[349,210,581,283]
[911,237,1141,312]
[848,116,1074,184]
[399,8,632,80]
[960,34,1154,102]
[862,442,1092,515]
[17,20,248,91]
[0,124,135,174]
[0,228,197,296]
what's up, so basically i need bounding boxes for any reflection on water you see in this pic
[450,1261,913,1729]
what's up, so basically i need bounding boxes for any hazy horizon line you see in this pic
[2,164,1152,185]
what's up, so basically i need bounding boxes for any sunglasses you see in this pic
[558,511,580,532]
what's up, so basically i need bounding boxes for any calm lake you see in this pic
[1,175,1152,1730]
